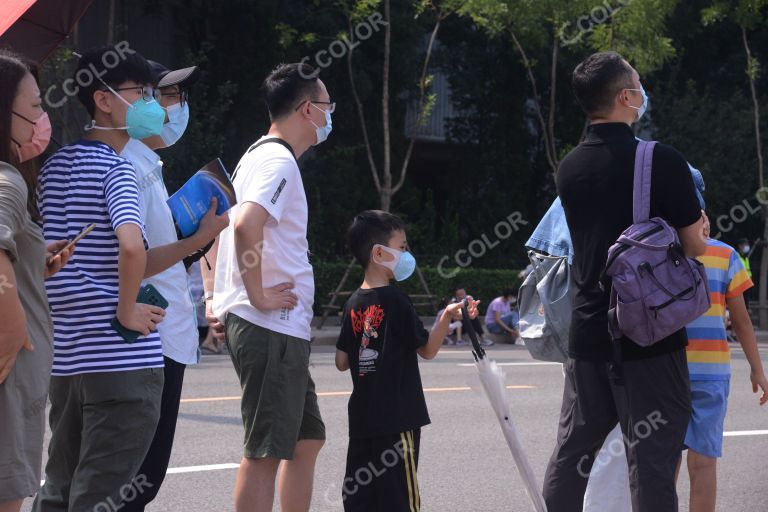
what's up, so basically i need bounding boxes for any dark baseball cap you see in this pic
[148,60,200,88]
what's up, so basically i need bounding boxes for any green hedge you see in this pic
[313,261,523,317]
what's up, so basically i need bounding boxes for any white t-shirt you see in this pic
[120,138,200,365]
[213,137,314,341]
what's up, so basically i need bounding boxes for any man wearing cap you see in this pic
[120,61,229,511]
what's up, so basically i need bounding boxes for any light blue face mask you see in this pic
[627,85,648,121]
[310,103,332,145]
[160,102,190,146]
[374,244,416,282]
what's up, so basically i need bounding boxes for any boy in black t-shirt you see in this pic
[335,210,479,512]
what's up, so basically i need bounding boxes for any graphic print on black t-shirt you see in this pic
[336,286,430,438]
[350,304,385,376]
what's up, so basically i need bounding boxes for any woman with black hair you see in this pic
[0,50,72,512]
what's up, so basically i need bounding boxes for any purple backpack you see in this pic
[604,140,710,347]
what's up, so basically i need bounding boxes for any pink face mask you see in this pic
[12,111,52,163]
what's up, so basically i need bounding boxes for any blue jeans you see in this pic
[486,312,519,334]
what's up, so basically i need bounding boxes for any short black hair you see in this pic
[262,63,320,121]
[76,45,155,118]
[502,288,515,299]
[572,51,634,117]
[347,210,406,269]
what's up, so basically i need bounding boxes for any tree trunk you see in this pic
[381,0,392,211]
[106,0,116,44]
[760,208,768,328]
[508,27,558,173]
[346,17,381,193]
[742,27,766,328]
[393,15,442,196]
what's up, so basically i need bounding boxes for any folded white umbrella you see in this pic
[462,302,548,512]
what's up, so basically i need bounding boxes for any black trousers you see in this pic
[542,349,691,512]
[122,356,187,512]
[343,430,421,512]
[462,317,485,336]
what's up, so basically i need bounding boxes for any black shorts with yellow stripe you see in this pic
[342,429,421,512]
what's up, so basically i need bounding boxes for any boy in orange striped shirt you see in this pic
[682,214,768,512]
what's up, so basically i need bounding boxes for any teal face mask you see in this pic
[86,83,166,139]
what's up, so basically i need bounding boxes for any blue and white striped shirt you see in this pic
[39,140,164,376]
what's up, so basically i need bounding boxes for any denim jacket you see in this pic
[525,196,573,263]
[526,161,704,264]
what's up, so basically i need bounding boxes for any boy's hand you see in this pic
[750,370,768,406]
[117,303,166,336]
[194,197,230,246]
[443,297,481,321]
[44,240,75,279]
[253,282,298,311]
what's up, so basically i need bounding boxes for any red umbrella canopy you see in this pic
[0,0,36,38]
[0,0,95,64]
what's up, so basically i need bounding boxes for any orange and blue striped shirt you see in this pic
[685,239,753,380]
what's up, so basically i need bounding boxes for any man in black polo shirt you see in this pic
[542,51,707,511]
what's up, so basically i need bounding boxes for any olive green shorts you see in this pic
[226,314,325,460]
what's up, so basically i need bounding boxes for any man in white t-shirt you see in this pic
[119,62,229,512]
[202,62,331,512]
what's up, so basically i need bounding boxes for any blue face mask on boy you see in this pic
[373,244,416,282]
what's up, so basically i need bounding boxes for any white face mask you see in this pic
[160,102,190,146]
[626,85,649,121]
[310,103,332,145]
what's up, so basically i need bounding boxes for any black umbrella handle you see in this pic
[461,298,485,360]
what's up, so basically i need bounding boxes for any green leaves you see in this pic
[701,0,768,31]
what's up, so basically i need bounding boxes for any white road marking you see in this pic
[166,463,240,474]
[456,362,562,367]
[722,429,768,437]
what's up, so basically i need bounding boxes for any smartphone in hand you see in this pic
[112,284,169,343]
[47,223,96,264]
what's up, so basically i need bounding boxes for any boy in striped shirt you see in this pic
[682,215,768,512]
[34,47,177,511]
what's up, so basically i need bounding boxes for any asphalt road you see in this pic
[23,343,768,512]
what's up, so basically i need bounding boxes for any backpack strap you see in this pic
[231,137,297,181]
[606,289,625,384]
[633,140,657,223]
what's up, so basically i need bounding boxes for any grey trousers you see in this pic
[33,368,163,512]
[542,350,691,512]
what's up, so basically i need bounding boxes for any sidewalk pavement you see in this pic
[309,319,768,346]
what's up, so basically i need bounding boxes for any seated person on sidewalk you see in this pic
[335,210,480,511]
[485,288,520,341]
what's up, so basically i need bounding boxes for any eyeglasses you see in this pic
[295,99,336,114]
[110,86,161,102]
[160,89,188,106]
[311,100,335,113]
